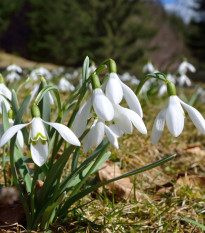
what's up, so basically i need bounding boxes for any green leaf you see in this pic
[67,152,111,190]
[179,218,205,230]
[59,139,109,194]
[11,89,20,115]
[14,146,32,193]
[38,80,51,132]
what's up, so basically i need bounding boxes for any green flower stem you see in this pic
[35,86,62,119]
[135,73,167,96]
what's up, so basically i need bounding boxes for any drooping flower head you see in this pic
[72,73,114,138]
[105,59,143,118]
[0,104,80,166]
[151,81,205,145]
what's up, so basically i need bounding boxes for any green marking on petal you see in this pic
[33,132,47,141]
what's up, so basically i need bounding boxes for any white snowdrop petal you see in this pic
[113,105,133,134]
[121,81,143,118]
[104,125,119,149]
[30,141,48,167]
[0,84,12,100]
[180,100,205,134]
[185,76,191,87]
[0,122,30,147]
[109,124,124,137]
[83,128,94,153]
[0,95,11,114]
[30,118,48,141]
[93,88,114,121]
[44,121,80,146]
[72,98,92,137]
[125,108,147,134]
[17,130,24,148]
[158,85,167,97]
[92,120,105,147]
[151,108,166,145]
[166,96,184,137]
[106,73,123,104]
[188,63,196,73]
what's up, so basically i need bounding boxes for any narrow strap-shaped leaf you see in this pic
[14,145,32,193]
[179,218,205,230]
[38,80,51,132]
[11,90,20,115]
[59,139,109,193]
[65,152,111,192]
[59,154,176,216]
[14,94,31,125]
[71,147,80,172]
[37,144,75,205]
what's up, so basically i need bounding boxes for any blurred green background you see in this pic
[0,0,204,80]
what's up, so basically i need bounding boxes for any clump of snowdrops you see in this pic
[0,57,204,231]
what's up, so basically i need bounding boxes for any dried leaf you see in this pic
[184,144,205,157]
[176,175,205,188]
[98,161,141,201]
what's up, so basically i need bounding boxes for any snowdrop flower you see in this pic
[158,84,167,96]
[0,104,80,166]
[178,60,196,75]
[52,67,65,77]
[29,67,52,81]
[178,74,191,87]
[143,61,155,73]
[106,72,143,117]
[130,78,140,86]
[58,78,75,92]
[83,119,120,153]
[72,73,114,138]
[151,82,205,145]
[119,72,132,82]
[0,75,11,113]
[5,72,21,83]
[167,74,176,84]
[7,64,22,73]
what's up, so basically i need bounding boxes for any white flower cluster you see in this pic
[72,72,147,153]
